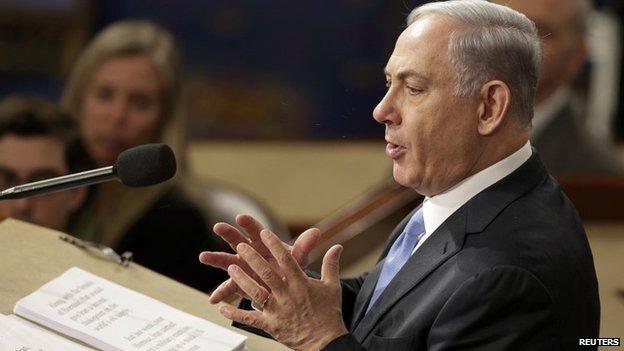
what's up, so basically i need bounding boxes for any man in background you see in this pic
[494,0,624,174]
[0,95,89,231]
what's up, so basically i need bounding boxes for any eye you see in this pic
[93,86,113,101]
[129,94,154,111]
[407,86,423,95]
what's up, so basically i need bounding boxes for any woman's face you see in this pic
[81,55,164,166]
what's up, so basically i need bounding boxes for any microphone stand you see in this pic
[0,166,116,200]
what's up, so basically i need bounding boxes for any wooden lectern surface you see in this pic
[0,219,290,351]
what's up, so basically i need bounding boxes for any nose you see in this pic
[107,98,130,126]
[373,90,401,126]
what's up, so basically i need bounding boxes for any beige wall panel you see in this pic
[187,141,392,224]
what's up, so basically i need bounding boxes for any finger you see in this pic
[236,214,265,242]
[260,229,306,282]
[201,251,271,293]
[209,279,234,304]
[198,251,238,270]
[213,222,250,250]
[291,227,321,267]
[321,245,343,284]
[219,305,266,331]
[209,278,248,304]
[236,243,286,294]
[227,264,270,307]
[236,215,276,259]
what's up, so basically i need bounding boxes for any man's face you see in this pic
[494,0,586,103]
[374,16,483,197]
[0,135,83,231]
[81,55,164,167]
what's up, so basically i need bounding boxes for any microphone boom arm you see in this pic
[0,166,116,200]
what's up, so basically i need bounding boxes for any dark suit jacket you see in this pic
[532,103,624,175]
[324,151,600,350]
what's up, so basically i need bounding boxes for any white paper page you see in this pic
[0,313,91,351]
[14,267,246,351]
[6,314,96,350]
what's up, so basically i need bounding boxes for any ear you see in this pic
[476,80,511,136]
[68,187,88,212]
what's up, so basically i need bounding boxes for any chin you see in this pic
[392,166,418,189]
[393,165,432,196]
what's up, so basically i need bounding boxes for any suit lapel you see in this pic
[349,259,384,329]
[463,149,547,234]
[349,150,548,342]
[349,207,419,329]
[352,208,467,340]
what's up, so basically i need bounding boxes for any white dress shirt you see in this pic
[413,141,533,253]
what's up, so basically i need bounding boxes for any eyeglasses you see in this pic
[0,166,63,190]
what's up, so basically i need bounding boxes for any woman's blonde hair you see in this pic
[61,20,187,165]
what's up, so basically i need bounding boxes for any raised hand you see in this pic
[198,214,320,304]
[219,229,348,351]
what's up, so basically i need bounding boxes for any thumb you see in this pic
[292,227,320,266]
[321,245,343,284]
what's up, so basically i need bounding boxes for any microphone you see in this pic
[0,143,176,200]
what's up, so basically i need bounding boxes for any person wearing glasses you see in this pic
[0,95,89,231]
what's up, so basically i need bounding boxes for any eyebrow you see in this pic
[384,68,429,82]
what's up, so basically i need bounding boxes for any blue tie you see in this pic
[366,208,426,314]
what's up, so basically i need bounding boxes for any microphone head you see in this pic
[115,144,177,187]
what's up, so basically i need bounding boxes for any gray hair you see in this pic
[407,0,542,129]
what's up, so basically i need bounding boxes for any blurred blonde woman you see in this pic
[62,20,224,291]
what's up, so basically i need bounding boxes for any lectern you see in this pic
[0,218,288,351]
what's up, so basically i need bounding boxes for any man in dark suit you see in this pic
[532,103,624,174]
[493,0,624,174]
[199,1,600,350]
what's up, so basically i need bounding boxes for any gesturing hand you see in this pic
[220,229,348,351]
[198,214,320,304]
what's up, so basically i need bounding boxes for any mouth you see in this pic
[385,140,407,160]
[95,136,123,152]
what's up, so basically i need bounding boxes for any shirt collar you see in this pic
[421,141,533,235]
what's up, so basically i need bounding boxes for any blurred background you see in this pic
[2,0,624,223]
[0,0,623,341]
[2,0,622,139]
[0,0,417,139]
